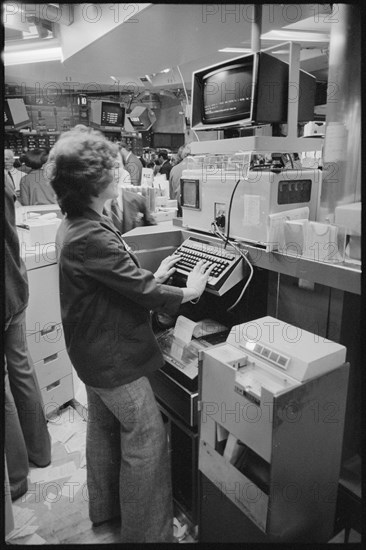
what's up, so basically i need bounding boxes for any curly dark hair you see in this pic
[24,148,49,169]
[46,130,118,217]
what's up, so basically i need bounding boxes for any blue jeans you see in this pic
[4,309,51,499]
[85,376,173,543]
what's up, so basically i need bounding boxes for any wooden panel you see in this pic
[199,440,268,531]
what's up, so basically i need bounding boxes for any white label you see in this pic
[243,195,261,225]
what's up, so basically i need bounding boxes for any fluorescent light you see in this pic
[261,30,330,43]
[3,46,63,65]
[219,47,252,53]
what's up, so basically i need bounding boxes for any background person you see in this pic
[19,148,57,205]
[4,172,52,501]
[120,145,143,186]
[169,143,192,216]
[104,151,156,234]
[4,149,25,200]
[156,150,172,180]
[48,129,213,543]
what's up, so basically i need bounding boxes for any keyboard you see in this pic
[173,236,243,295]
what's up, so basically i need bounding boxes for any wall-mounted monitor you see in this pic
[89,100,125,132]
[127,106,156,131]
[191,51,316,130]
[4,98,31,130]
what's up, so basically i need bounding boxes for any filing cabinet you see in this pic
[24,248,74,415]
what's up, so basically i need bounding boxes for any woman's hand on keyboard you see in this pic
[186,260,215,297]
[154,254,181,283]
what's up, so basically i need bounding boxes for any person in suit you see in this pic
[4,149,25,200]
[120,146,143,186]
[4,172,51,501]
[19,148,57,205]
[104,152,156,234]
[48,128,213,542]
[156,150,172,179]
[169,143,191,201]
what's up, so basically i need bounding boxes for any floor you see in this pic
[5,401,196,544]
[5,399,361,545]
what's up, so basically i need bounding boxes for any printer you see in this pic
[198,316,349,542]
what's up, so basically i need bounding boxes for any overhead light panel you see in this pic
[219,47,252,53]
[3,45,63,65]
[261,30,330,43]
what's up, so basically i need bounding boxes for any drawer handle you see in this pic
[41,325,58,336]
[44,353,58,364]
[46,380,61,391]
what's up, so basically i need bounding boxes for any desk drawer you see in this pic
[27,323,65,364]
[41,373,74,414]
[26,264,61,333]
[35,349,72,389]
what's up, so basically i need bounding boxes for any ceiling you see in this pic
[4,3,331,100]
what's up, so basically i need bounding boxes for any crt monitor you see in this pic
[89,100,125,132]
[5,98,31,130]
[127,106,156,131]
[191,51,316,130]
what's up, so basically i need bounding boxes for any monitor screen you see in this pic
[101,101,125,128]
[5,98,31,129]
[180,178,200,209]
[202,61,254,124]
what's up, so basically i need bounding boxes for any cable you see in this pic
[211,221,254,312]
[176,64,199,142]
[176,65,189,106]
[286,153,294,168]
[224,178,241,248]
[224,166,249,248]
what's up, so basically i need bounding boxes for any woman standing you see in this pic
[48,129,213,543]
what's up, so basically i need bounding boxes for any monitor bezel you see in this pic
[100,100,125,130]
[191,52,259,131]
[201,61,256,125]
[180,178,201,210]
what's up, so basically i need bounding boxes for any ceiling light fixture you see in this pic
[260,30,330,43]
[218,47,252,53]
[3,45,63,65]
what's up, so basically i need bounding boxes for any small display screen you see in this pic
[277,179,312,204]
[181,179,200,209]
[101,102,125,127]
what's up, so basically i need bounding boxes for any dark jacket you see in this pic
[159,160,172,179]
[19,168,57,205]
[108,189,156,234]
[56,208,183,388]
[4,173,29,321]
